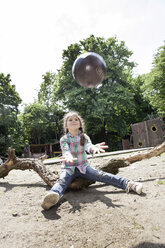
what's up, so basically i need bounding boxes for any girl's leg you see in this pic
[81,166,128,190]
[41,170,76,210]
[51,170,77,197]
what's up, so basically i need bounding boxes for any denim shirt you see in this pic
[60,132,94,175]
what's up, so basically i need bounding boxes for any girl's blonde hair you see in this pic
[63,111,86,145]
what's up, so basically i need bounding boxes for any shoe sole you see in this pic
[136,183,143,194]
[41,192,59,210]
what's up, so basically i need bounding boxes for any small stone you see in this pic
[12,212,18,217]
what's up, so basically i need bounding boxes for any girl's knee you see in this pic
[57,177,68,186]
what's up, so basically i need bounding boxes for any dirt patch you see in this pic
[0,154,165,248]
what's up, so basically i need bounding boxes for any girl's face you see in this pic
[66,114,81,132]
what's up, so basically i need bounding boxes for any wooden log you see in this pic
[0,148,58,187]
[0,142,165,190]
[125,141,165,163]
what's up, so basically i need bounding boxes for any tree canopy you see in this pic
[0,73,22,156]
[142,42,165,118]
[47,35,153,148]
[20,101,64,145]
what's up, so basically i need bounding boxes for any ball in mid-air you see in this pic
[72,52,106,88]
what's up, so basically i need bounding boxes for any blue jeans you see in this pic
[51,166,128,198]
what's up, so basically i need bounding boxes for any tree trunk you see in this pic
[0,142,165,190]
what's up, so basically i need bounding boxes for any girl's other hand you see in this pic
[93,142,109,154]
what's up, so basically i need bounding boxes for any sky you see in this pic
[0,0,165,108]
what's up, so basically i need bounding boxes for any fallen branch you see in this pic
[0,142,165,190]
[125,142,165,163]
[0,148,58,187]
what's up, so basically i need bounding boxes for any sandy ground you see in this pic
[0,153,165,248]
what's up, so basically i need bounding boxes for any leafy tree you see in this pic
[0,73,23,156]
[20,102,49,144]
[37,72,66,141]
[52,35,138,149]
[131,75,155,122]
[20,101,64,145]
[37,36,157,150]
[38,72,56,108]
[142,43,165,118]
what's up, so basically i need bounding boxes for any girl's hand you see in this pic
[93,142,109,154]
[59,154,77,163]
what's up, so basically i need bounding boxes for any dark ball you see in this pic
[72,52,106,88]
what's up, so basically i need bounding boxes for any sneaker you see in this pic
[126,181,143,195]
[41,191,59,210]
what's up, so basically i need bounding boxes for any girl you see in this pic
[41,111,143,210]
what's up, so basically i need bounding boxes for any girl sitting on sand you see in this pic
[41,111,143,210]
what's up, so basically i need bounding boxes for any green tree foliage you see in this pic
[38,72,56,108]
[52,35,142,149]
[142,43,165,117]
[34,35,156,150]
[20,102,64,144]
[20,102,49,144]
[0,73,23,156]
[37,72,66,142]
[131,75,155,122]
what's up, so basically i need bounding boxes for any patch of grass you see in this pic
[132,219,144,230]
[152,226,160,231]
[157,179,165,185]
[134,222,144,230]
